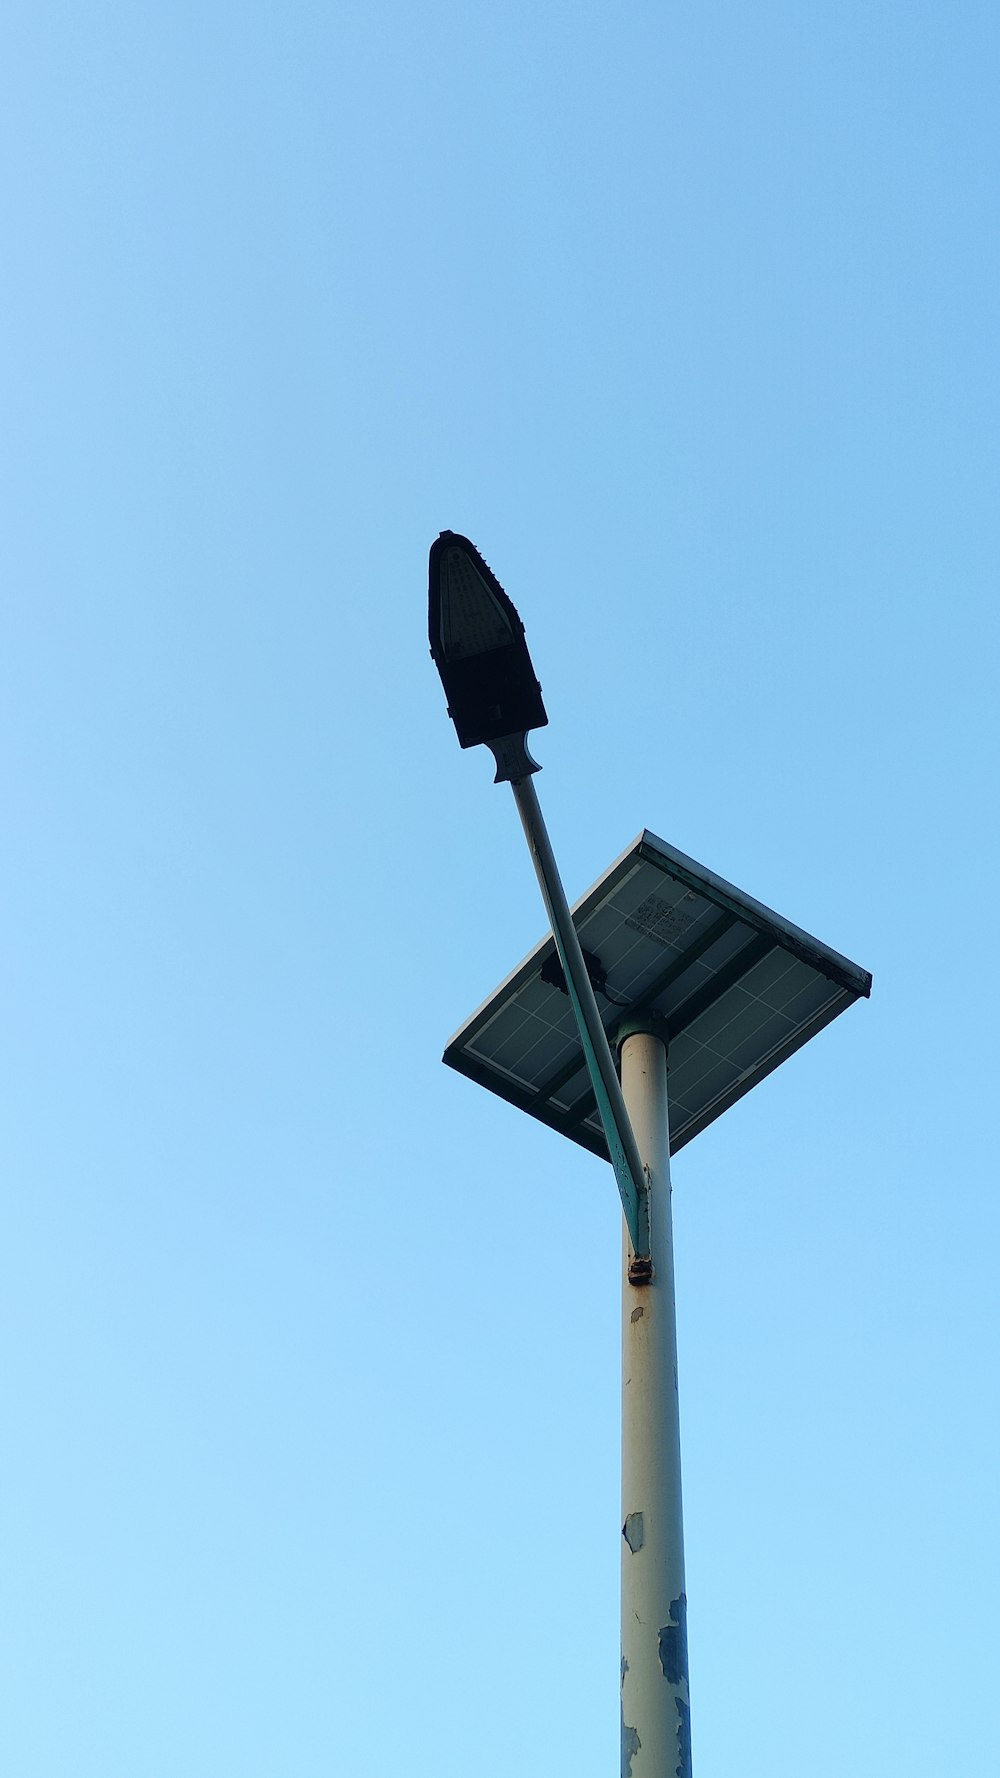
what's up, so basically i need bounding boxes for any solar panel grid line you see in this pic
[460,990,839,1144]
[484,1000,564,1057]
[731,946,806,1002]
[470,991,573,1053]
[659,932,777,1044]
[659,1042,741,1098]
[478,991,565,1047]
[669,969,842,1085]
[708,1015,795,1081]
[751,955,818,1007]
[536,1036,615,1105]
[618,909,741,1013]
[668,987,856,1150]
[486,1034,577,1090]
[679,989,768,1054]
[653,952,743,1025]
[462,975,814,1132]
[775,975,844,1028]
[512,975,561,1017]
[468,896,733,1109]
[674,1062,742,1116]
[692,1009,788,1067]
[446,842,688,1051]
[594,921,723,1010]
[520,921,731,1114]
[712,963,802,1025]
[636,833,871,998]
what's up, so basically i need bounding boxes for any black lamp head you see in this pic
[428,531,548,766]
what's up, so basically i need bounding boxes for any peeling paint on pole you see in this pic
[621,1710,641,1778]
[657,1593,688,1685]
[659,1595,692,1777]
[623,1512,645,1553]
[674,1696,692,1778]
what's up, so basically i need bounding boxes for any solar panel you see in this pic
[444,830,872,1158]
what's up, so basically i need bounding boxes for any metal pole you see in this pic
[620,1030,690,1778]
[509,771,650,1259]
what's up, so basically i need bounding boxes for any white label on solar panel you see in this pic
[624,891,702,947]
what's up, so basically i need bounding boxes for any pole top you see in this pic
[615,1010,672,1055]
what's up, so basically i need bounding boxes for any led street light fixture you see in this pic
[428,531,548,753]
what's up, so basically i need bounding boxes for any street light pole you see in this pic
[429,528,693,1773]
[432,530,872,1775]
[619,1028,689,1778]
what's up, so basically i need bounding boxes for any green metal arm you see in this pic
[509,769,650,1259]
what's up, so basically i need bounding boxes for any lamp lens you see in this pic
[439,546,515,659]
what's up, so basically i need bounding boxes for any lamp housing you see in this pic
[428,531,548,750]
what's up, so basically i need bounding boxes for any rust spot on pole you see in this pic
[628,1254,654,1286]
[630,1305,644,1323]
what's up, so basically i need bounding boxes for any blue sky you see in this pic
[2,3,998,1773]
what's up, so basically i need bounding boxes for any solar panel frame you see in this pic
[443,829,871,1159]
